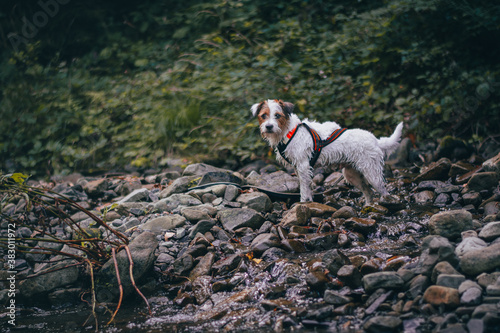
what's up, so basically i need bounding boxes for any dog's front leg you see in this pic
[295,162,314,202]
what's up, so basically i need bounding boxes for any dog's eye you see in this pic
[275,114,281,119]
[260,114,267,119]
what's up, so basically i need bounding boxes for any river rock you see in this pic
[465,172,498,192]
[159,176,198,198]
[415,158,452,182]
[83,178,109,197]
[332,206,357,219]
[212,253,242,275]
[217,208,264,231]
[280,204,311,227]
[250,233,281,255]
[436,274,466,289]
[428,210,473,240]
[423,285,460,308]
[139,214,186,232]
[246,170,300,193]
[483,152,500,175]
[322,249,350,276]
[460,287,482,305]
[460,243,500,276]
[97,232,158,301]
[154,194,202,212]
[363,315,402,332]
[189,220,216,238]
[413,190,435,204]
[478,221,500,241]
[362,271,404,292]
[117,188,149,203]
[19,246,80,298]
[190,252,216,280]
[192,275,212,305]
[237,192,272,212]
[181,205,215,222]
[173,254,194,276]
[344,217,376,235]
[455,236,487,257]
[324,290,352,305]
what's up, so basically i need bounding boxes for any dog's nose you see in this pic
[265,124,274,131]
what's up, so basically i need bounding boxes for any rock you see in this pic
[455,237,487,257]
[324,290,352,305]
[465,172,498,192]
[183,163,232,177]
[246,170,300,193]
[302,202,337,216]
[332,206,357,219]
[115,202,149,216]
[181,206,214,222]
[117,188,149,203]
[460,243,500,276]
[436,274,466,289]
[423,285,460,308]
[483,152,500,176]
[189,220,216,239]
[224,185,241,202]
[431,261,460,283]
[154,194,202,212]
[408,275,430,299]
[362,272,404,292]
[322,249,350,276]
[83,178,108,197]
[337,265,362,288]
[262,247,288,262]
[305,270,329,291]
[250,233,281,255]
[19,246,80,298]
[236,192,272,212]
[159,176,198,198]
[343,217,377,235]
[97,232,158,301]
[217,208,264,231]
[173,254,194,276]
[280,204,311,227]
[197,171,244,186]
[363,316,402,332]
[478,221,500,241]
[303,232,339,251]
[212,254,242,275]
[483,201,500,216]
[413,190,436,204]
[460,287,482,305]
[428,210,473,240]
[463,192,482,207]
[190,252,216,280]
[192,275,212,305]
[280,239,307,253]
[415,158,452,182]
[139,215,186,232]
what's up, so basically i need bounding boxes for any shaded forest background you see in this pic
[1,0,499,177]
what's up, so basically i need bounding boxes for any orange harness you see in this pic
[277,123,347,168]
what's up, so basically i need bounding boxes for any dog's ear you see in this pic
[279,101,294,116]
[251,101,265,117]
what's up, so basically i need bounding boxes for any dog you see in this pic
[251,99,403,204]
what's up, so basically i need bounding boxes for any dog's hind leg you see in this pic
[343,166,374,205]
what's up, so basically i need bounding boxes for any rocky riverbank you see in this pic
[2,146,500,332]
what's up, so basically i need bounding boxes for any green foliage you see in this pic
[0,0,499,176]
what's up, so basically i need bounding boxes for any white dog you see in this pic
[251,99,403,204]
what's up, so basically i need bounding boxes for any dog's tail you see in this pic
[377,122,404,157]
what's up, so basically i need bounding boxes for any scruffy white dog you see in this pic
[251,99,403,204]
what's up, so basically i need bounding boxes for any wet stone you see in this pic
[236,192,272,212]
[280,239,307,253]
[189,220,216,239]
[415,158,452,182]
[324,290,352,305]
[436,274,466,289]
[460,287,482,306]
[428,210,473,240]
[173,254,194,276]
[478,221,500,241]
[465,172,498,192]
[139,214,186,232]
[332,206,357,219]
[455,237,487,257]
[362,272,404,292]
[423,285,460,308]
[363,315,402,333]
[337,265,362,288]
[250,233,281,255]
[460,243,500,276]
[343,217,376,235]
[261,247,288,262]
[212,253,242,275]
[217,208,264,231]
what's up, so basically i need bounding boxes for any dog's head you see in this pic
[251,99,294,143]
